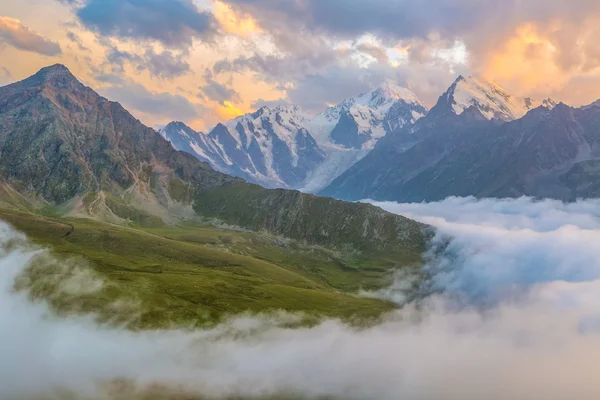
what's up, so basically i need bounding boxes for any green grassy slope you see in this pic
[1,208,423,329]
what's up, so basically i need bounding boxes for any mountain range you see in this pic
[320,76,600,202]
[0,64,424,254]
[160,80,427,192]
[162,73,599,203]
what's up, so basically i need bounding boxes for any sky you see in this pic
[2,0,600,131]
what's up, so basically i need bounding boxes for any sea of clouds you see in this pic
[3,196,600,399]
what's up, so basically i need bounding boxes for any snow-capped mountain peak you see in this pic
[233,104,310,125]
[300,80,428,192]
[439,75,556,122]
[369,79,423,109]
[161,80,428,194]
[310,80,427,145]
[225,105,312,153]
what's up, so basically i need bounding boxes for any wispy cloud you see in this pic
[198,68,239,102]
[0,16,61,56]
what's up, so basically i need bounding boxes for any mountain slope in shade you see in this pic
[0,64,425,254]
[360,102,600,202]
[320,76,573,201]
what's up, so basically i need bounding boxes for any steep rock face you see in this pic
[0,65,426,254]
[329,110,368,149]
[0,65,234,206]
[194,184,426,253]
[158,121,224,167]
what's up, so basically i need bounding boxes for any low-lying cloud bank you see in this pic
[3,197,600,399]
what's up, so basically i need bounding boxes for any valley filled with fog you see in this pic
[3,197,600,399]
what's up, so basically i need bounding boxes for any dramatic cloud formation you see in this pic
[73,0,218,47]
[4,197,600,399]
[3,0,600,129]
[0,16,61,56]
[217,0,600,107]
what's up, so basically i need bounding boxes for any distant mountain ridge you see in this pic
[319,76,600,202]
[162,76,563,197]
[160,80,428,192]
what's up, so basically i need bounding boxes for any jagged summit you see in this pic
[310,80,427,145]
[372,79,423,107]
[236,104,310,124]
[32,64,77,83]
[160,104,324,189]
[0,62,237,216]
[325,80,424,120]
[432,74,557,122]
[39,63,70,73]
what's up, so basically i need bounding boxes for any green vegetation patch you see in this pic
[0,209,422,329]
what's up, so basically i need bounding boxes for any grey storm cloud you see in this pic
[143,49,191,78]
[198,69,240,103]
[0,16,61,56]
[221,0,600,41]
[96,75,203,121]
[219,0,503,40]
[105,46,144,72]
[104,45,190,79]
[66,31,89,51]
[71,0,219,48]
[214,48,338,82]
